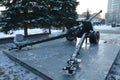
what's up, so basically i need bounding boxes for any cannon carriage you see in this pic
[66,21,100,44]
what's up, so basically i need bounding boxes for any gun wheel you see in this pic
[89,31,100,44]
[66,35,76,41]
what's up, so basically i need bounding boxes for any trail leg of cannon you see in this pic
[9,33,66,50]
[63,33,86,74]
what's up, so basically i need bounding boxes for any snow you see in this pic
[0,28,63,39]
[0,51,43,80]
[52,7,60,11]
[0,25,120,39]
[0,25,120,80]
[37,18,44,20]
[49,30,63,37]
[93,25,120,30]
[106,52,120,80]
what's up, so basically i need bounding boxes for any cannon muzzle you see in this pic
[87,10,102,21]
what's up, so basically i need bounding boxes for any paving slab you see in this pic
[3,38,120,80]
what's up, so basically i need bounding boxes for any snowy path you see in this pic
[94,25,120,31]
[0,28,62,39]
[101,33,120,80]
[106,51,120,80]
[0,51,43,80]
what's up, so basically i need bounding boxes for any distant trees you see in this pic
[0,0,78,36]
[80,9,91,20]
[85,9,90,20]
[80,9,102,19]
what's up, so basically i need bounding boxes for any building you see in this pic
[106,0,120,26]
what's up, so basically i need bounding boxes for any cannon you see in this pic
[9,10,102,74]
[63,10,102,74]
[9,10,102,51]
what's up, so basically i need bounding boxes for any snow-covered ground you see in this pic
[0,28,62,39]
[0,51,43,80]
[0,25,120,39]
[93,25,120,30]
[0,28,63,80]
[106,51,120,80]
[0,28,44,39]
[0,25,120,80]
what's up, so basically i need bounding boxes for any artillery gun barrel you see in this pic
[76,10,102,30]
[87,10,102,21]
[18,33,67,50]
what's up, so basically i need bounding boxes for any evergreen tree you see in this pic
[49,0,78,29]
[0,0,78,36]
[85,9,90,20]
[0,0,51,36]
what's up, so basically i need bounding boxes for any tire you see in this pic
[66,29,76,41]
[89,31,100,44]
[66,35,76,41]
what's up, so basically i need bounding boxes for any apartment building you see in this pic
[106,0,120,26]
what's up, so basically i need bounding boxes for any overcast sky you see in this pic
[76,0,108,18]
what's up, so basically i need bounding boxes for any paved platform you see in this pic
[3,38,120,80]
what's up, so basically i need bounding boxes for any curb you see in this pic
[105,50,120,80]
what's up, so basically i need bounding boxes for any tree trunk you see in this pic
[62,26,65,32]
[61,24,65,32]
[49,26,51,34]
[24,24,28,37]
